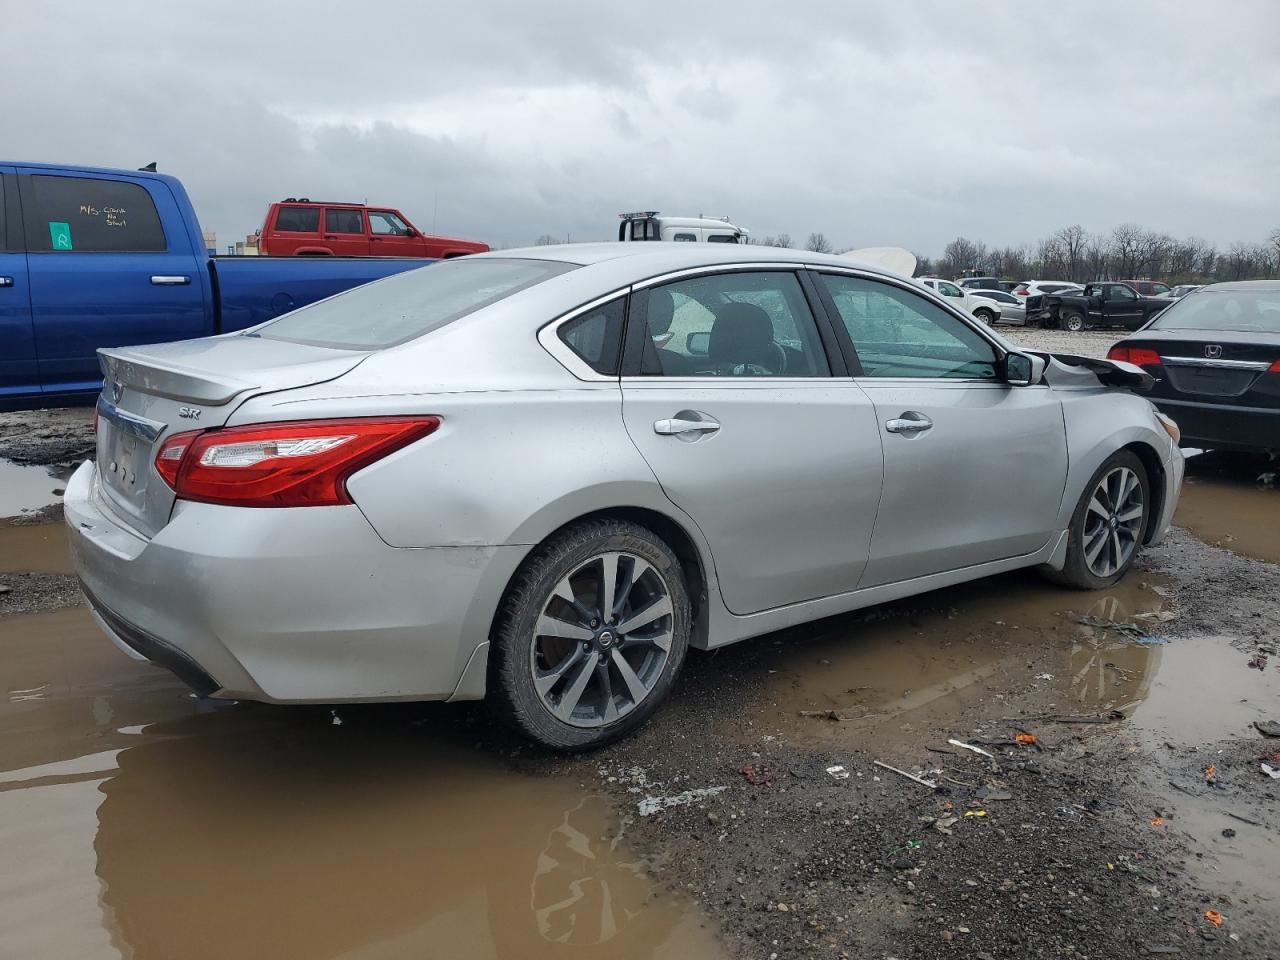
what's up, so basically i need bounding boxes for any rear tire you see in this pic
[1042,450,1150,590]
[1062,310,1085,332]
[490,518,691,751]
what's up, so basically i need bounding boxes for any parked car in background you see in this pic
[1013,280,1084,300]
[1027,282,1171,331]
[1119,279,1172,297]
[919,277,1001,322]
[0,162,433,408]
[67,243,1182,750]
[967,289,1027,325]
[1160,284,1203,300]
[1107,281,1279,452]
[618,211,747,243]
[957,276,1001,291]
[258,200,489,258]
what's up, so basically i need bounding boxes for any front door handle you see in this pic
[654,412,721,438]
[0,277,13,287]
[151,275,191,286]
[885,413,933,435]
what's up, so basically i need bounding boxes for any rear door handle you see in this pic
[885,413,933,435]
[151,275,190,285]
[0,277,13,287]
[654,413,721,438]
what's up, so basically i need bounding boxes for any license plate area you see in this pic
[1166,366,1255,398]
[95,397,165,508]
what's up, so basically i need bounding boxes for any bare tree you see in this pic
[773,233,793,249]
[805,232,833,254]
[533,234,561,246]
[1051,225,1088,282]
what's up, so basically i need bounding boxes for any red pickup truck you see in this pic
[257,199,489,258]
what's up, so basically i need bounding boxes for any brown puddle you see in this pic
[0,608,725,959]
[1176,451,1280,564]
[0,459,68,522]
[0,520,73,574]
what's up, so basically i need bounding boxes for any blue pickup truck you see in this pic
[0,161,433,409]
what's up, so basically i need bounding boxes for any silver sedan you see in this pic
[67,244,1184,749]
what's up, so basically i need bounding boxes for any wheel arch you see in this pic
[1121,440,1167,545]
[492,505,714,653]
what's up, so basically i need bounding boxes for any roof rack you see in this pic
[281,198,365,206]
[619,211,660,220]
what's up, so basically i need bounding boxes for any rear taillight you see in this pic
[1107,346,1161,366]
[153,417,439,507]
[1268,359,1280,373]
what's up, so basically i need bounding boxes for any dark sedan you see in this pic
[1108,281,1280,453]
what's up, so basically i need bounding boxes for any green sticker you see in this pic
[49,222,73,250]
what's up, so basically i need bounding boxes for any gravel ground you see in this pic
[999,326,1121,360]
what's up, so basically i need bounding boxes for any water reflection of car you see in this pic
[67,245,1184,749]
[1108,280,1280,453]
[1159,284,1203,300]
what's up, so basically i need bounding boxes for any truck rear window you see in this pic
[25,175,166,252]
[256,258,576,350]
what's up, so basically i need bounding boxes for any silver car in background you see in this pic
[67,245,1184,749]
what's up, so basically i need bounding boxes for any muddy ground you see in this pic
[1,393,1277,960]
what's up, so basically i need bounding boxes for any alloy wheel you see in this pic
[1082,466,1144,578]
[530,552,674,728]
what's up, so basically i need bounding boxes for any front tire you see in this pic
[974,308,996,325]
[490,518,691,751]
[1044,451,1150,590]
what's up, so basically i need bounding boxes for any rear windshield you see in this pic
[1151,289,1280,334]
[256,258,576,349]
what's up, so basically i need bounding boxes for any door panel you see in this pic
[622,381,884,613]
[0,170,38,397]
[859,381,1067,585]
[367,210,422,257]
[321,208,370,256]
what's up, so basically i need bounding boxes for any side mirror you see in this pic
[1003,352,1046,386]
[686,331,710,357]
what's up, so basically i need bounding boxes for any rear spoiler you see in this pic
[1029,352,1154,393]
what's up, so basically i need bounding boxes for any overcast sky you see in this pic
[9,1,1280,254]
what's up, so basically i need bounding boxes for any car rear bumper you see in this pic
[1152,397,1279,452]
[64,461,524,703]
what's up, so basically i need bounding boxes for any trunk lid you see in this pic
[95,336,369,537]
[1128,331,1280,403]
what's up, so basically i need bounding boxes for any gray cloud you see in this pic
[8,0,1280,253]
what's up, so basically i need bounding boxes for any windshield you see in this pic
[1151,288,1280,334]
[256,258,576,349]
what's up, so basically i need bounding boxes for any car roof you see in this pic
[1,159,184,190]
[1198,280,1280,292]
[475,242,907,279]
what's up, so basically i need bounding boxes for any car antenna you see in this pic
[138,161,157,172]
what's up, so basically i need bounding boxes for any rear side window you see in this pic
[706,234,738,243]
[672,232,697,242]
[258,257,576,349]
[558,298,625,375]
[325,209,364,234]
[24,175,165,252]
[275,206,320,232]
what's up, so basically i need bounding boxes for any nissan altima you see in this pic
[67,244,1184,749]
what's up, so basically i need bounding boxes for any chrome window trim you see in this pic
[1161,356,1271,372]
[632,261,805,290]
[537,288,631,382]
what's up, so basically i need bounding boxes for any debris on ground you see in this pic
[1204,909,1224,928]
[637,786,728,817]
[1262,764,1280,780]
[1014,732,1038,746]
[948,738,996,759]
[872,760,938,789]
[740,762,774,786]
[825,764,850,780]
[1247,653,1268,671]
[1078,615,1167,644]
[1254,720,1280,738]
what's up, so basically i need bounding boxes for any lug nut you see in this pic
[590,618,599,628]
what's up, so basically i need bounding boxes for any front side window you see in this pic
[325,209,365,234]
[258,257,575,350]
[558,298,625,375]
[1108,285,1137,302]
[368,211,411,236]
[275,206,320,232]
[938,281,963,298]
[637,271,829,377]
[25,175,165,252]
[1153,283,1170,295]
[672,232,697,242]
[819,274,998,379]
